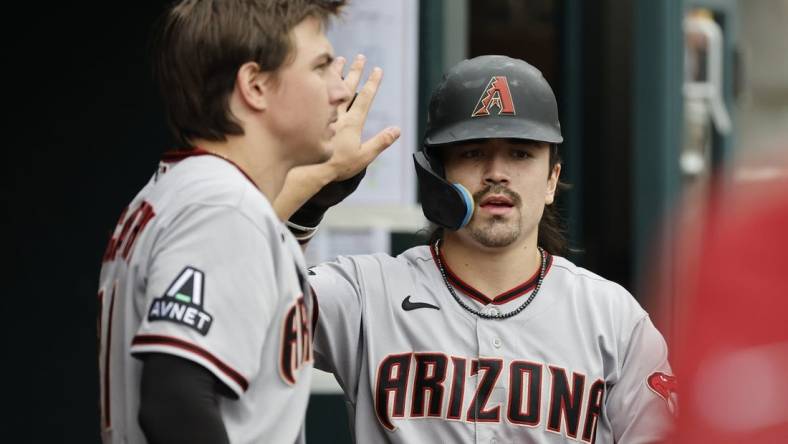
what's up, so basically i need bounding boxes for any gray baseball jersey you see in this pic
[97,150,315,444]
[310,245,675,443]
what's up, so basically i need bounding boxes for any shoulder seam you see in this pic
[163,199,276,242]
[551,262,613,283]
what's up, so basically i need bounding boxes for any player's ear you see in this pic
[545,163,561,205]
[236,62,273,112]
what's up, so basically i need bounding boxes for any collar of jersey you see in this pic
[161,147,259,189]
[430,245,553,306]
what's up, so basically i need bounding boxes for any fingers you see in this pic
[342,54,366,97]
[345,92,358,112]
[360,126,401,160]
[346,67,383,121]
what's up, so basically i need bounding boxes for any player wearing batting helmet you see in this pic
[96,1,400,443]
[279,55,675,443]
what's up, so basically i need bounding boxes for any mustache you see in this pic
[473,184,521,206]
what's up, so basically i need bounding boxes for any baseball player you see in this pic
[280,55,675,443]
[96,1,399,443]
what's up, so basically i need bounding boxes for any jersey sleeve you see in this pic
[130,204,278,398]
[308,256,364,398]
[605,314,676,443]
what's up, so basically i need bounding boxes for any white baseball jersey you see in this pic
[310,245,675,443]
[97,150,315,444]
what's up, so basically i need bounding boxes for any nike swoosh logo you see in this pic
[401,296,440,311]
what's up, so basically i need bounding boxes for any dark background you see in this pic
[5,1,637,442]
[7,3,172,442]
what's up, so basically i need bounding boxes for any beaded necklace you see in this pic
[432,239,546,320]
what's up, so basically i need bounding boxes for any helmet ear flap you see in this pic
[423,146,445,177]
[450,182,474,228]
[413,151,474,231]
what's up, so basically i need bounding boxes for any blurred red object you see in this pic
[670,166,788,443]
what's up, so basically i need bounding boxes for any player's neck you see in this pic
[195,132,294,202]
[440,233,541,301]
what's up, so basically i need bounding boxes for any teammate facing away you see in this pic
[278,55,676,443]
[96,1,400,443]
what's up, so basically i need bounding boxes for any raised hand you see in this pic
[273,54,400,221]
[324,54,401,181]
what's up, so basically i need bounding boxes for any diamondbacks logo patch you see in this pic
[147,266,213,335]
[472,76,516,117]
[647,371,678,416]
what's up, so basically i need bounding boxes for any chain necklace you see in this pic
[433,239,547,320]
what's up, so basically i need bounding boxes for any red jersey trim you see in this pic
[160,147,259,189]
[431,246,553,305]
[131,334,249,391]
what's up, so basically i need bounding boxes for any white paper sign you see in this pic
[327,0,419,207]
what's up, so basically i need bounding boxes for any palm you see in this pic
[318,55,400,182]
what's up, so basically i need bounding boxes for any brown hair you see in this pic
[152,0,346,147]
[538,144,569,256]
[428,144,570,256]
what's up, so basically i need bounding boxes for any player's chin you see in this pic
[469,227,520,248]
[294,142,333,167]
[316,142,334,163]
[471,214,522,238]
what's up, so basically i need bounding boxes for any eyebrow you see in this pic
[314,52,334,65]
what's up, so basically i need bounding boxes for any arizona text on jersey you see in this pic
[309,247,675,443]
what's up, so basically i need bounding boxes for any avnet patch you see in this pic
[148,266,213,335]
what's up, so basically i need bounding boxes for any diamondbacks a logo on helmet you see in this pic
[647,371,678,416]
[472,76,516,117]
[147,266,213,335]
